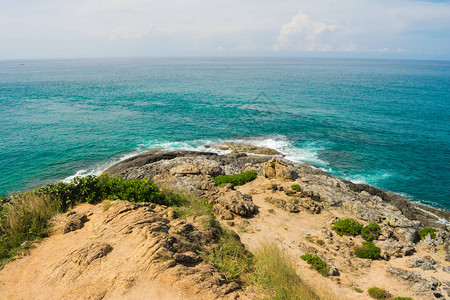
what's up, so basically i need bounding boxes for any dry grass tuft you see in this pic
[251,243,321,300]
[0,192,61,262]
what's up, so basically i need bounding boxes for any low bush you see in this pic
[300,253,329,276]
[213,170,257,186]
[332,219,362,236]
[354,241,381,259]
[394,297,413,300]
[291,184,301,191]
[361,223,381,241]
[35,175,162,210]
[418,227,437,240]
[368,287,388,299]
[252,244,320,300]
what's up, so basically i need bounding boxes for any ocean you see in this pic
[0,57,449,209]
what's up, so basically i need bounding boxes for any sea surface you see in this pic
[0,58,449,209]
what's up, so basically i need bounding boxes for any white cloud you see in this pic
[0,0,449,59]
[274,10,338,51]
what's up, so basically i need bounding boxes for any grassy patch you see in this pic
[291,184,301,191]
[418,227,437,240]
[251,244,320,300]
[0,193,60,262]
[354,242,381,259]
[394,297,413,300]
[102,200,115,212]
[207,228,253,282]
[213,170,257,186]
[300,253,329,276]
[368,287,389,299]
[361,223,381,241]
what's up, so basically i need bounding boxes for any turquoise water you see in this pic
[0,58,449,209]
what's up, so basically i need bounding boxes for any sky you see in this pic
[0,0,449,60]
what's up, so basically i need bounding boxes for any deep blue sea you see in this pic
[0,58,449,209]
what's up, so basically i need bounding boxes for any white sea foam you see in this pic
[416,207,450,226]
[343,171,392,185]
[138,135,329,168]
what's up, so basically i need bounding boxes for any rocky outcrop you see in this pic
[220,142,281,155]
[51,211,89,234]
[260,158,298,181]
[211,188,257,220]
[387,267,443,298]
[44,201,251,299]
[104,150,270,197]
[264,196,299,213]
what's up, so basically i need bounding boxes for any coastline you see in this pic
[2,142,449,299]
[96,142,449,227]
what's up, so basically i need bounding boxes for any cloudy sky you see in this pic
[1,0,449,60]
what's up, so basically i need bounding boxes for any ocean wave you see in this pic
[139,135,330,167]
[62,135,330,182]
[342,171,392,185]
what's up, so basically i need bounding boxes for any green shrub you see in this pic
[300,253,329,276]
[361,223,381,241]
[252,244,320,300]
[270,162,276,167]
[213,170,257,186]
[354,242,381,259]
[394,297,413,300]
[418,227,437,240]
[332,219,362,236]
[291,184,301,191]
[368,287,388,299]
[35,175,163,210]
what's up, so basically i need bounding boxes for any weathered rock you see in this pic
[328,265,340,276]
[380,240,415,258]
[264,196,299,213]
[51,211,89,234]
[213,191,257,219]
[46,201,250,299]
[387,267,441,296]
[261,158,298,181]
[173,251,202,264]
[294,197,322,214]
[222,142,281,155]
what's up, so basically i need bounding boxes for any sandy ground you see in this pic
[234,177,450,300]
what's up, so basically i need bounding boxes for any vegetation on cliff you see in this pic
[213,170,258,186]
[332,218,362,236]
